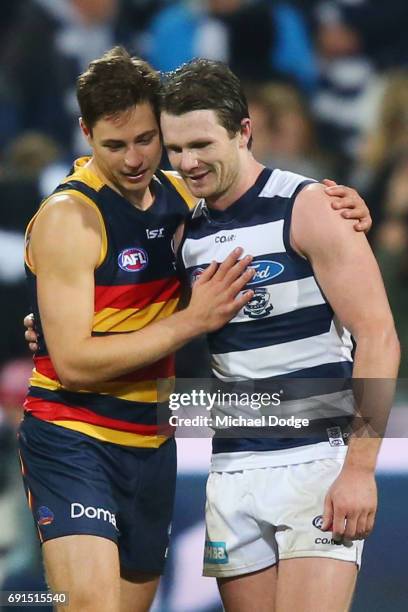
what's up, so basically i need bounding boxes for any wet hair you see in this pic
[77,46,161,131]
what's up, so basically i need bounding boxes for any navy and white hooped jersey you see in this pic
[179,167,354,470]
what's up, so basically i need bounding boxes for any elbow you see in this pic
[389,327,401,364]
[55,362,90,391]
[356,319,401,362]
[380,322,400,359]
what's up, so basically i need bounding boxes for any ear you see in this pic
[239,118,252,148]
[79,117,92,142]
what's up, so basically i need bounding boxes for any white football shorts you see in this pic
[203,458,363,577]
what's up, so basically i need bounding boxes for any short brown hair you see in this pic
[161,59,250,139]
[77,46,161,130]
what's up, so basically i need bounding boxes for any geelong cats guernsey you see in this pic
[24,157,194,448]
[180,167,354,470]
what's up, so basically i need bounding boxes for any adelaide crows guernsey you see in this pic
[24,157,195,448]
[180,167,354,470]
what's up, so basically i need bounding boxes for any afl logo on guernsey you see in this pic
[248,260,284,286]
[37,506,55,526]
[118,247,148,272]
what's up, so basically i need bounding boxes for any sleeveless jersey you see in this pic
[24,158,195,448]
[179,167,354,470]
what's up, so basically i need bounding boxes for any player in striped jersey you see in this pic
[160,60,400,611]
[20,48,256,612]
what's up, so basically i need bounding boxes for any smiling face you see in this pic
[161,109,250,205]
[82,102,162,206]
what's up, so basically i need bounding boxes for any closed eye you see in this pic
[192,141,211,149]
[136,132,157,145]
[165,144,182,153]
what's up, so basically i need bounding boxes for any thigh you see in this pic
[43,534,120,612]
[203,470,278,579]
[218,566,278,612]
[117,437,177,574]
[18,416,120,546]
[276,557,357,612]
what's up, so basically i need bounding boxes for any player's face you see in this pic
[86,103,162,202]
[161,109,244,203]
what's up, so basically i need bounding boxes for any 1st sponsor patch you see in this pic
[204,540,229,564]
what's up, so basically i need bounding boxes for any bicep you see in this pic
[310,232,392,337]
[30,199,101,368]
[294,186,394,337]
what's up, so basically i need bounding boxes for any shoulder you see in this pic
[33,192,102,232]
[157,170,198,209]
[261,168,316,199]
[29,192,102,264]
[292,183,361,259]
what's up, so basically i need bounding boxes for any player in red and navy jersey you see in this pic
[20,47,255,612]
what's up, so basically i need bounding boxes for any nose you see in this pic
[124,147,143,169]
[180,150,198,173]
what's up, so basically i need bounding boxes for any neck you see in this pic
[207,157,265,211]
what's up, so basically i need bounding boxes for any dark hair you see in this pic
[77,46,161,131]
[161,59,250,139]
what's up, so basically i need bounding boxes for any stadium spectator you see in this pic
[312,0,408,170]
[0,0,132,157]
[145,0,317,90]
[0,132,63,366]
[356,72,408,232]
[247,81,332,179]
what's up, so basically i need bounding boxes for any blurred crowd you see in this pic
[0,0,407,596]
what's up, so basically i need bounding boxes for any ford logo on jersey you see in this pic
[118,247,148,272]
[247,260,284,286]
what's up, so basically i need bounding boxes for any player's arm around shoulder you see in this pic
[29,195,255,388]
[29,193,102,388]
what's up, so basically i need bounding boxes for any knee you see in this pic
[66,584,120,612]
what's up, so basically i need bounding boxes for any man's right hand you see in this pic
[24,314,38,353]
[185,247,255,334]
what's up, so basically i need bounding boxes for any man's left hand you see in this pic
[322,179,372,233]
[321,466,377,541]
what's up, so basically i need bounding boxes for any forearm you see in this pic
[53,308,204,389]
[345,326,400,472]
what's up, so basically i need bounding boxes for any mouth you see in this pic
[121,169,148,183]
[185,170,210,182]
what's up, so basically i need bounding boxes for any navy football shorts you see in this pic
[18,414,177,573]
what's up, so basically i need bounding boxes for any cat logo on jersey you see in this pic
[190,267,205,284]
[118,247,149,272]
[244,288,273,319]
